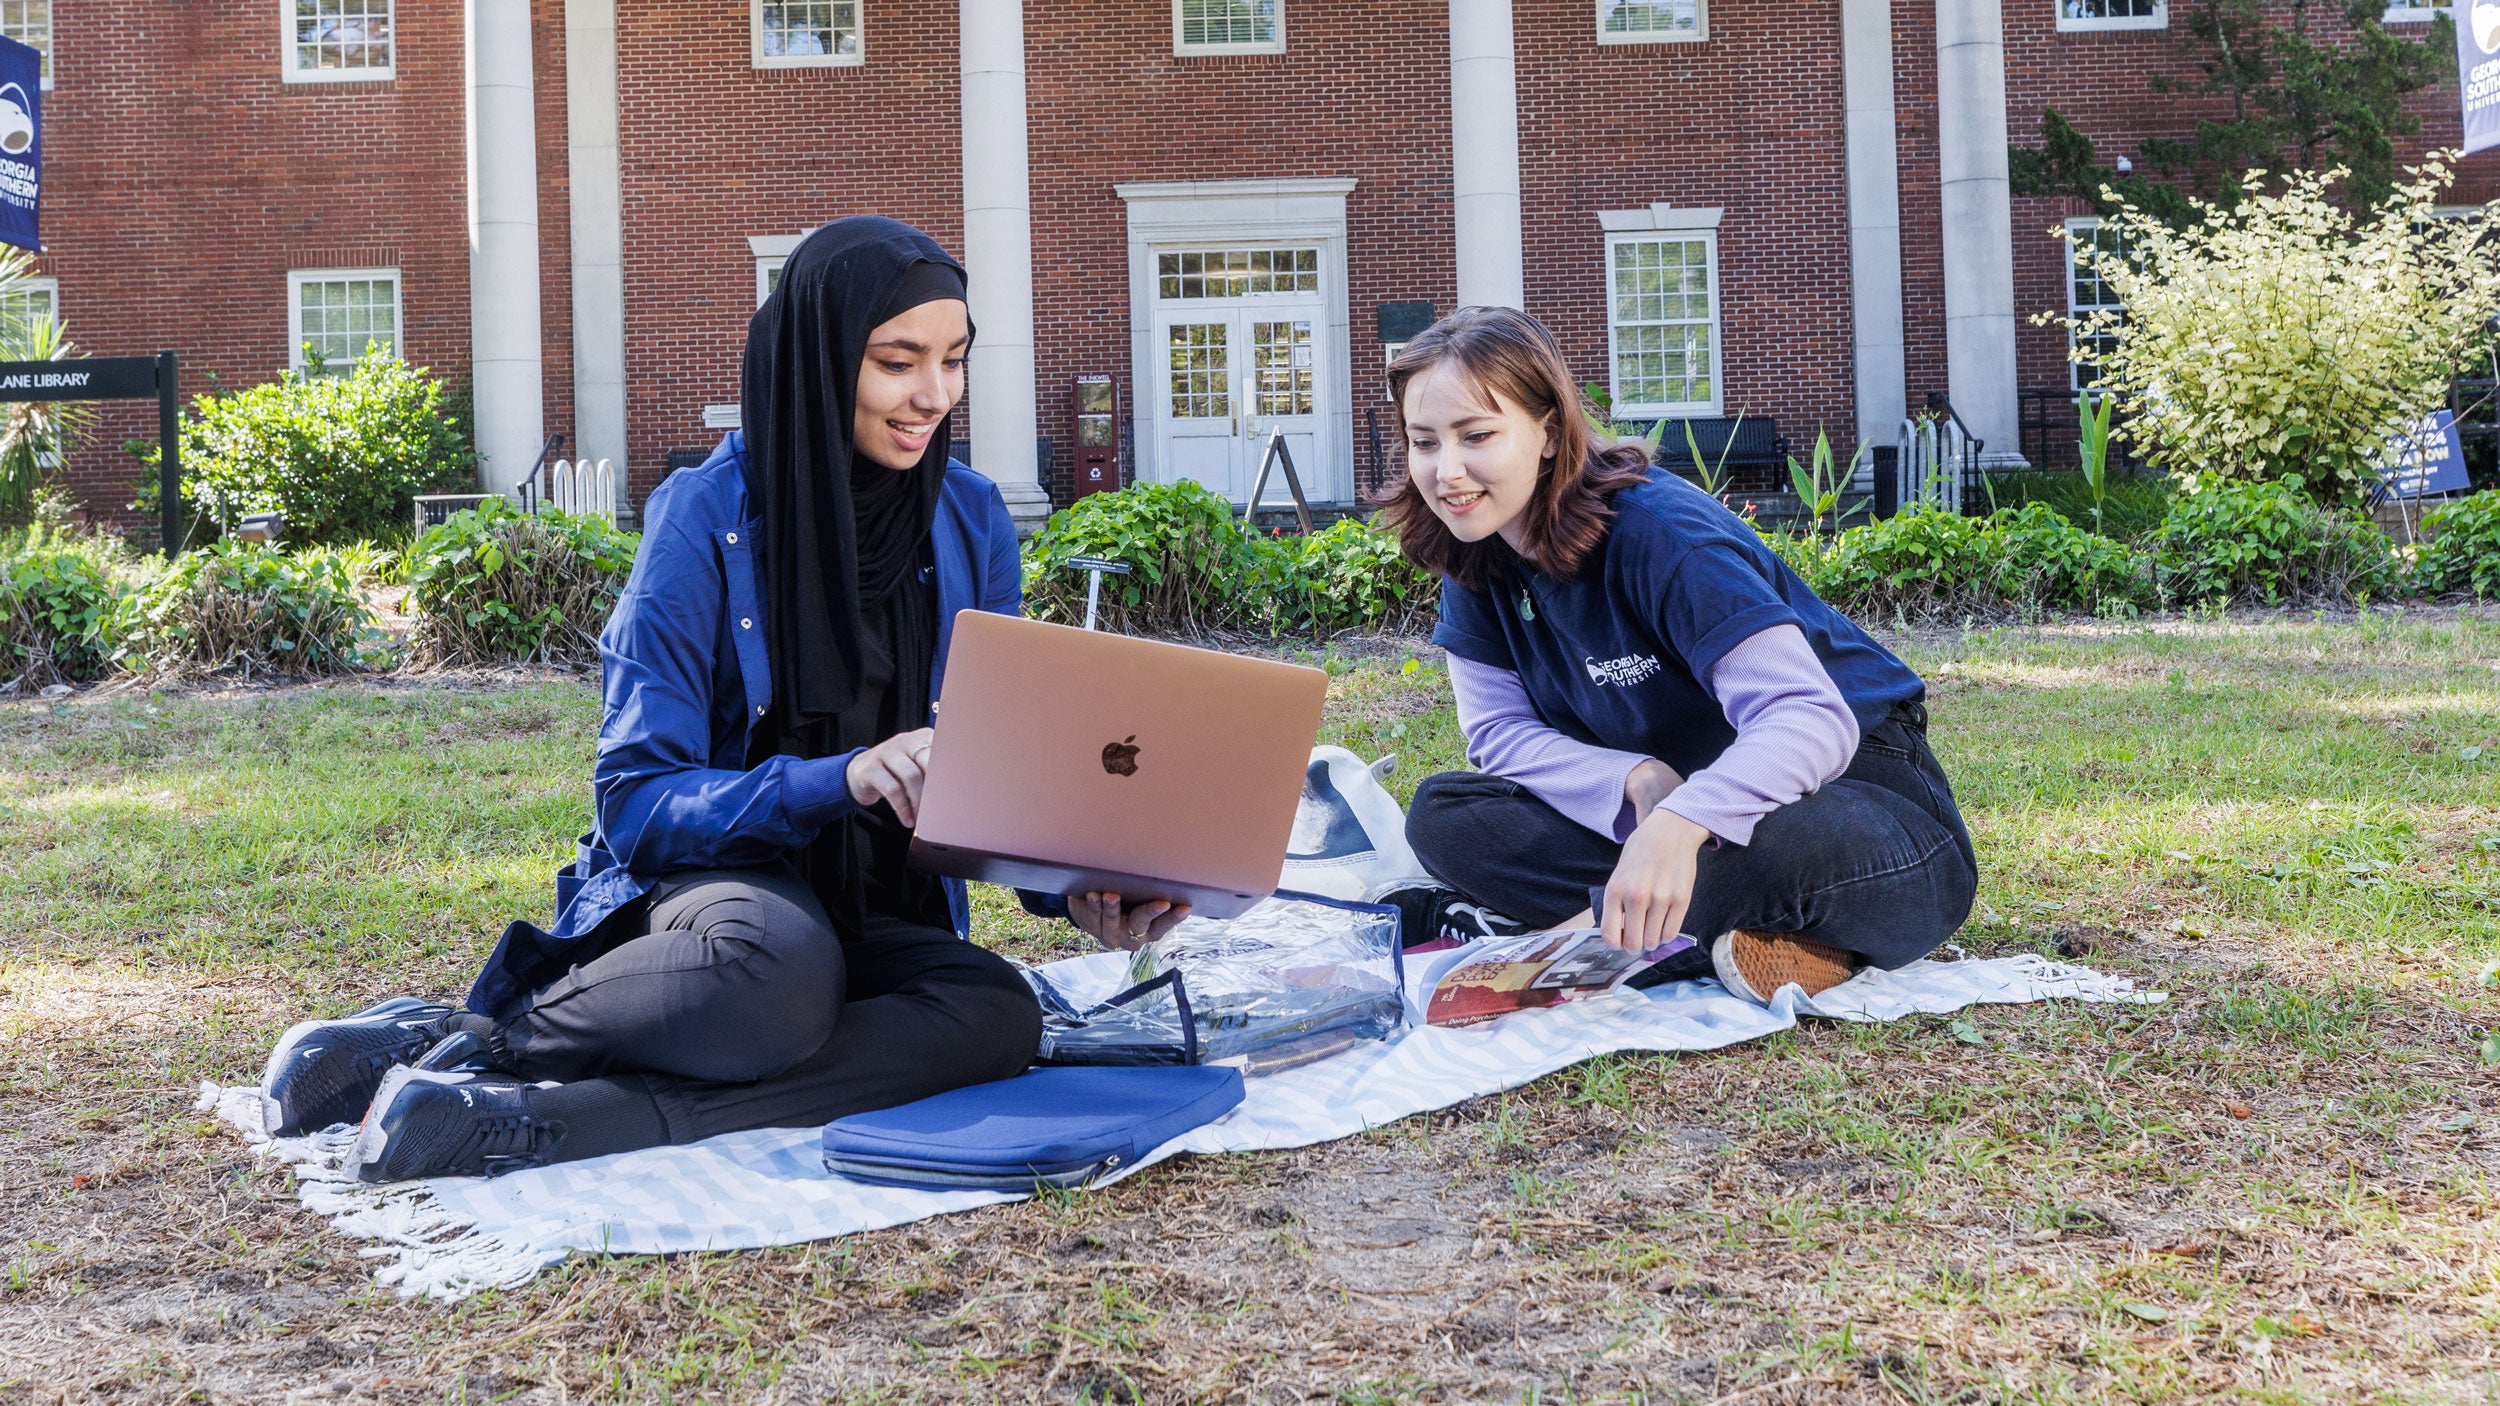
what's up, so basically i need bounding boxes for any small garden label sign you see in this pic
[2371,409,2472,500]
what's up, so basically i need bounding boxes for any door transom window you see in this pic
[1157,248,1319,300]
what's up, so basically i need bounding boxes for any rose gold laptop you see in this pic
[908,611,1329,919]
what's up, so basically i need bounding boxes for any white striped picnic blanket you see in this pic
[198,947,2159,1302]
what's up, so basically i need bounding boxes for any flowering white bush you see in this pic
[2054,156,2500,500]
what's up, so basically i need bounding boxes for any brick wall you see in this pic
[1516,0,1859,474]
[49,0,2500,524]
[43,0,470,529]
[607,0,966,507]
[1023,0,1456,506]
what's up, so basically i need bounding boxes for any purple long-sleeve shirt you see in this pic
[1447,623,1860,845]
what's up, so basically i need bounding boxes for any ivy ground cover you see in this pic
[0,611,2496,1403]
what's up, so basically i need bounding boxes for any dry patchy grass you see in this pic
[2,610,2497,1403]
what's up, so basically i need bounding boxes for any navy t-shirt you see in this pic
[1432,471,1924,781]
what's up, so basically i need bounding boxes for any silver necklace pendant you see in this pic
[1518,586,1535,622]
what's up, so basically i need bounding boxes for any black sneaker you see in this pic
[353,1041,566,1183]
[258,996,458,1137]
[1366,881,1531,949]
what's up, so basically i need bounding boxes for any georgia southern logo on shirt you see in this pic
[1585,652,1661,686]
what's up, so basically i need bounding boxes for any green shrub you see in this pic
[405,499,639,667]
[0,527,124,686]
[1286,517,1436,636]
[1024,484,1439,638]
[1986,503,2148,613]
[2151,475,2399,605]
[2413,489,2500,598]
[2055,159,2500,500]
[1986,470,2175,542]
[1814,508,2001,615]
[299,540,408,590]
[1022,481,1282,634]
[117,542,375,677]
[176,350,475,546]
[1805,504,2146,617]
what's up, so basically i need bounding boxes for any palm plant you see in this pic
[0,249,95,524]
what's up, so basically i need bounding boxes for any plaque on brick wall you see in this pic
[1377,301,1436,344]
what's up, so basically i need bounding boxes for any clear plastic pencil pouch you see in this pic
[1020,892,1406,1075]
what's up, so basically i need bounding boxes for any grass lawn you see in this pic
[2,608,2497,1403]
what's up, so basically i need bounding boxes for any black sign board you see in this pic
[0,356,160,402]
[0,352,181,551]
[1377,301,1437,344]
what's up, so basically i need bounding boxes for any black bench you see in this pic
[1633,416,1789,494]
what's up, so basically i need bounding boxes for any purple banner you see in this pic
[2462,2,2500,155]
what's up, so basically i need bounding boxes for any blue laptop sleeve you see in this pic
[820,1065,1246,1191]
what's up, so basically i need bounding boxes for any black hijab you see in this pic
[740,216,970,928]
[741,216,970,746]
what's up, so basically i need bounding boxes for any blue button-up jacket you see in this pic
[466,432,1042,1016]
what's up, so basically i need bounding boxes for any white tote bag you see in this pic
[1278,746,1428,900]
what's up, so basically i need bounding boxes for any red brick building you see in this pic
[28,0,2494,527]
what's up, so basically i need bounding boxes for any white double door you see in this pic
[1152,302,1330,503]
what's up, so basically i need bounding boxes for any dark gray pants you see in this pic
[1406,702,1978,977]
[499,864,1042,1145]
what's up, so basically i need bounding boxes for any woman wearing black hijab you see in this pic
[258,218,1092,1181]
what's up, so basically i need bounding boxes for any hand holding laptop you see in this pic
[1070,891,1191,951]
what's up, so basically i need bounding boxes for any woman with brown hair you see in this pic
[1382,306,1976,1004]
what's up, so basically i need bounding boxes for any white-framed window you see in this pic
[1173,0,1284,55]
[752,0,862,67]
[2065,218,2123,390]
[1597,0,1705,44]
[0,273,54,345]
[288,268,399,372]
[1602,216,1722,419]
[284,0,394,82]
[0,1,49,90]
[2057,0,2165,30]
[748,232,811,306]
[2381,0,2445,19]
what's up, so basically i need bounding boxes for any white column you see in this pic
[467,0,546,495]
[960,0,1052,531]
[1842,0,1906,459]
[1934,0,2025,466]
[1449,0,1525,310]
[566,0,629,483]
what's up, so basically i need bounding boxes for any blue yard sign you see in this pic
[2463,1,2500,155]
[0,36,37,251]
[2373,409,2473,501]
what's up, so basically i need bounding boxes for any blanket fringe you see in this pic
[193,1080,556,1299]
[1997,952,2167,1004]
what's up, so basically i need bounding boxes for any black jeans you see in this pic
[1405,702,1978,977]
[498,863,1042,1147]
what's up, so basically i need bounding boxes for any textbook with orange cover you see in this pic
[1412,929,1695,1028]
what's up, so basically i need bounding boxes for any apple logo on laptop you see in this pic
[1101,735,1141,776]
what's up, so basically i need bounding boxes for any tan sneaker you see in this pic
[1710,930,1857,1005]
